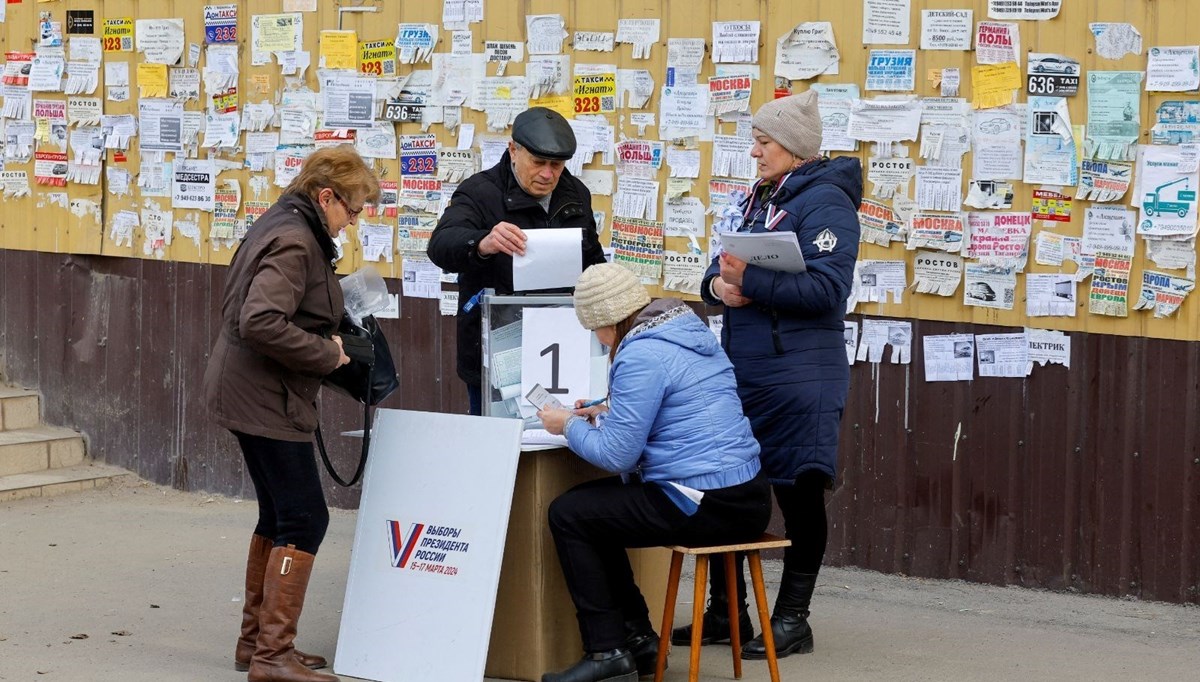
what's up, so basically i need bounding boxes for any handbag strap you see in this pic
[315,383,373,487]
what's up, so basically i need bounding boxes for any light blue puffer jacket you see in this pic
[565,299,761,493]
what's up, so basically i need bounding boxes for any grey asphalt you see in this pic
[1,477,1197,681]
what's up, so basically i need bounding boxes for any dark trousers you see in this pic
[466,381,481,416]
[548,473,771,652]
[710,470,829,603]
[234,431,330,555]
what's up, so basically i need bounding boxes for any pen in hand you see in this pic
[577,396,608,409]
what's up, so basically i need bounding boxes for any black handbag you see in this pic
[317,314,399,486]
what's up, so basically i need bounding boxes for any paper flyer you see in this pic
[866,50,915,91]
[966,212,1031,269]
[975,333,1029,378]
[1133,145,1200,239]
[920,10,972,51]
[1088,251,1133,316]
[863,0,911,45]
[963,263,1016,310]
[1132,270,1195,318]
[1084,71,1142,161]
[907,213,965,253]
[975,21,1019,65]
[912,251,963,296]
[856,319,912,364]
[775,22,840,80]
[611,217,664,280]
[923,334,975,382]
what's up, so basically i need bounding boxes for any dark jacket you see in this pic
[427,150,606,385]
[701,157,863,483]
[204,193,344,442]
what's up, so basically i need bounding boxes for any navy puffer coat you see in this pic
[702,157,862,484]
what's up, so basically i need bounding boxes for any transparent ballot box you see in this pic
[479,291,608,423]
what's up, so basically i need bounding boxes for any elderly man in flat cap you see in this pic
[429,107,606,415]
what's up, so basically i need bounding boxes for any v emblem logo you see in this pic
[387,520,424,569]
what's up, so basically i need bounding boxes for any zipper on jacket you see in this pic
[548,200,581,228]
[770,310,784,355]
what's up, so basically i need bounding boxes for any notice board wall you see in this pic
[0,1,1196,341]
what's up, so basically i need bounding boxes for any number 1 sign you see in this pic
[521,307,593,409]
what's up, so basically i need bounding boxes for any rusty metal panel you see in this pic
[822,317,1200,605]
[4,250,1200,605]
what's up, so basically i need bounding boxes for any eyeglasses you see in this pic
[332,191,363,219]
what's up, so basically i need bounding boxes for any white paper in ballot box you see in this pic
[513,227,583,291]
[718,230,808,273]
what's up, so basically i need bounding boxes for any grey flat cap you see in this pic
[512,107,576,160]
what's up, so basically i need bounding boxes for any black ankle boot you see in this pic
[624,631,662,677]
[741,570,817,660]
[541,649,638,682]
[669,600,754,646]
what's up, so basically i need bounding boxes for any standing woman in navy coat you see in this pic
[675,90,862,660]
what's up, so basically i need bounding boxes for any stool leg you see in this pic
[748,552,781,682]
[724,552,742,679]
[655,552,684,682]
[689,555,708,682]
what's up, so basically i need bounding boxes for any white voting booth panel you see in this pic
[335,409,523,682]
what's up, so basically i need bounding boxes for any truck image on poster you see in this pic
[1143,177,1195,218]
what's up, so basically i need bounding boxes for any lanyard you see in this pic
[740,170,795,232]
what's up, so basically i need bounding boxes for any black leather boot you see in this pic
[741,570,817,660]
[623,621,663,677]
[541,649,638,682]
[669,599,754,645]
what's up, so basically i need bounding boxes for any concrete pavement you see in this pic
[1,477,1197,681]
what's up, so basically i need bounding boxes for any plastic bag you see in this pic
[340,266,390,325]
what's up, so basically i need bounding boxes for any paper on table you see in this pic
[718,231,807,273]
[512,228,583,291]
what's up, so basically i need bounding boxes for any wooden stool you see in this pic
[654,533,791,682]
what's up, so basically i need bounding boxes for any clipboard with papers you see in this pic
[718,231,808,273]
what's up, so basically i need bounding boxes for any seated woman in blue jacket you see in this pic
[536,262,771,682]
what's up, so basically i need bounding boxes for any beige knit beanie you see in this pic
[573,263,651,330]
[751,90,822,159]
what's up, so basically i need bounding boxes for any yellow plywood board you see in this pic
[4,1,1200,341]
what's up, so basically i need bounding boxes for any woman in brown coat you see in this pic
[204,145,379,682]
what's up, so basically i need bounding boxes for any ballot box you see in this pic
[480,292,608,421]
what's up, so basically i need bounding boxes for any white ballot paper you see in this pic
[513,228,583,291]
[923,334,975,382]
[718,231,807,273]
[525,383,565,411]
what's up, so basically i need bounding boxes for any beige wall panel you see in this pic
[96,0,140,261]
[1,0,37,252]
[6,1,1200,339]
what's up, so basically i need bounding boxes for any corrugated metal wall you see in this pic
[3,247,1197,604]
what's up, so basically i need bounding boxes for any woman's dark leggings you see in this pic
[234,431,330,555]
[710,470,830,603]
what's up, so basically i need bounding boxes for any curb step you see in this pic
[0,463,131,503]
[0,384,125,502]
